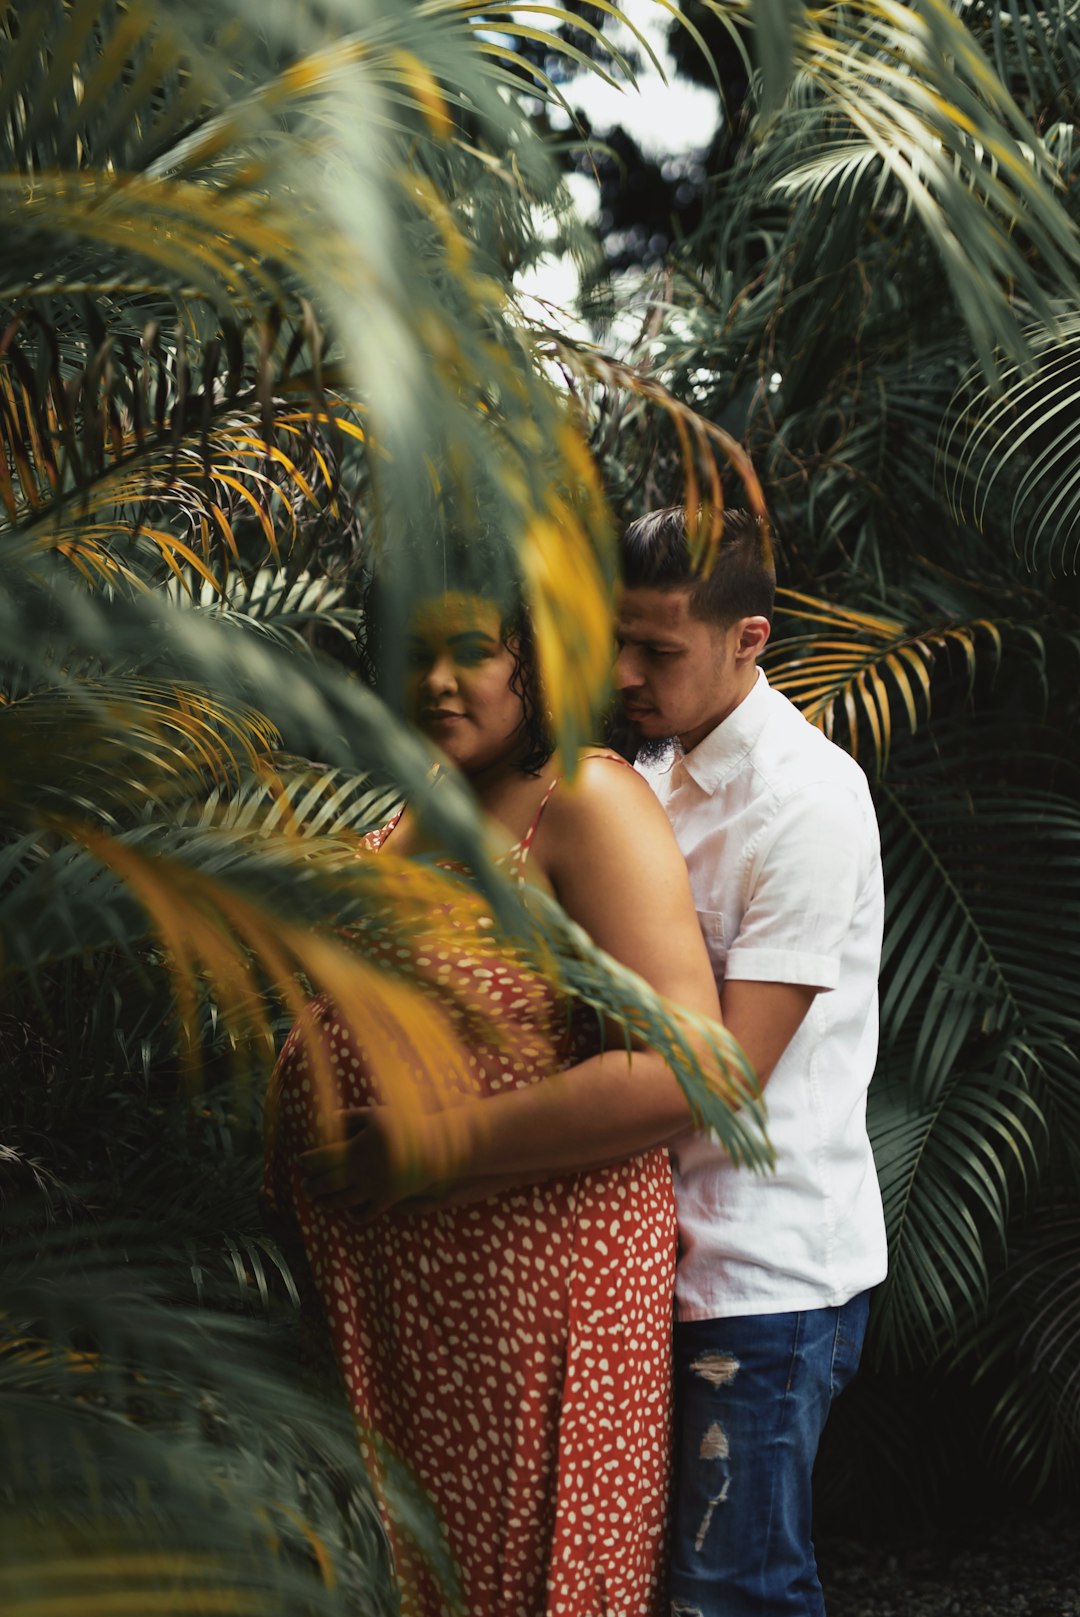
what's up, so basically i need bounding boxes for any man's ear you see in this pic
[736,615,771,662]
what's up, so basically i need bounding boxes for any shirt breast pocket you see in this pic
[698,909,729,981]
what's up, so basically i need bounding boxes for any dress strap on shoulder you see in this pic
[503,775,560,883]
[583,750,637,773]
[516,776,560,864]
[511,754,633,878]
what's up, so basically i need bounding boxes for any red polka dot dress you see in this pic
[264,793,676,1616]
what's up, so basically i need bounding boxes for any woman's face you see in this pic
[407,593,526,775]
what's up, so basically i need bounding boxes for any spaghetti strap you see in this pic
[519,776,560,853]
[366,755,633,869]
[504,776,559,884]
[510,754,634,878]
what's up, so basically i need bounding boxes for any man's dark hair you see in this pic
[619,506,776,625]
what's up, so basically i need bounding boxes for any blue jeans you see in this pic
[668,1293,870,1617]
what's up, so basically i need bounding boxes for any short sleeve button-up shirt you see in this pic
[638,670,888,1320]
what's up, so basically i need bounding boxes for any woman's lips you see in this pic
[421,710,465,726]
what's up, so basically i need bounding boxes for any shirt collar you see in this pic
[678,667,771,792]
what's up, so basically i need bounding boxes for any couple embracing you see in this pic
[264,507,887,1617]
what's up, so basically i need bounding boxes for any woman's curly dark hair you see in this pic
[357,561,554,778]
[499,594,554,776]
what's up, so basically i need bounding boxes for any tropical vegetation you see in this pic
[2,0,1079,1611]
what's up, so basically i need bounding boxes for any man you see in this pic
[615,506,887,1617]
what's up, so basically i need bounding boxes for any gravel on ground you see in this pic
[818,1512,1080,1617]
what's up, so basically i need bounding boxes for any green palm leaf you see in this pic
[0,679,280,826]
[877,750,1080,1123]
[181,762,402,842]
[0,1226,396,1617]
[963,1202,1080,1493]
[0,303,361,576]
[739,0,1080,374]
[944,311,1080,570]
[869,1064,1044,1365]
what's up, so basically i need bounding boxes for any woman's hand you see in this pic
[299,1106,437,1219]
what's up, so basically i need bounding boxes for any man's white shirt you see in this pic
[638,669,888,1320]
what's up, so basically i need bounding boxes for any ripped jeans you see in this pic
[668,1294,870,1617]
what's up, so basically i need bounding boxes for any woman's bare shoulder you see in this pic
[572,747,655,796]
[541,747,670,837]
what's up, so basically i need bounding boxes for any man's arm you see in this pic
[447,969,824,1187]
[707,777,877,1094]
[415,981,817,1208]
[719,979,819,1090]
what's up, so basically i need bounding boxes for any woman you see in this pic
[264,583,723,1617]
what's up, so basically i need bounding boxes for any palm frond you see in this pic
[0,563,499,878]
[944,309,1080,570]
[869,1063,1045,1366]
[0,677,280,827]
[963,1201,1080,1494]
[688,0,1080,376]
[161,566,356,629]
[178,762,402,844]
[0,305,360,577]
[0,1,612,672]
[545,338,768,535]
[767,590,1002,770]
[0,1225,396,1617]
[877,757,1080,1121]
[966,0,1080,119]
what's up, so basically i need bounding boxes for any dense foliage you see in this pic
[0,3,767,1609]
[3,1,1080,1611]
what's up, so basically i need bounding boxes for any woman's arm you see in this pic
[446,756,722,1174]
[302,758,727,1214]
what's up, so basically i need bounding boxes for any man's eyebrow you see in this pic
[616,629,686,648]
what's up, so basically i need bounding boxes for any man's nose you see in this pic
[613,645,642,690]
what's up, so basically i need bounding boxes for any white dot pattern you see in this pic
[264,810,676,1616]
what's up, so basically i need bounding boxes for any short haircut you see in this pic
[619,506,776,625]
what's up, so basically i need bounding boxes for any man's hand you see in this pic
[300,1106,433,1219]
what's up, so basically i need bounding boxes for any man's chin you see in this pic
[618,710,675,763]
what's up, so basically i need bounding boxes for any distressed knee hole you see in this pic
[690,1350,739,1386]
[699,1420,729,1461]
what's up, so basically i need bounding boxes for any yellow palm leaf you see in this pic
[767,588,1004,770]
[66,825,550,1184]
[543,339,770,562]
